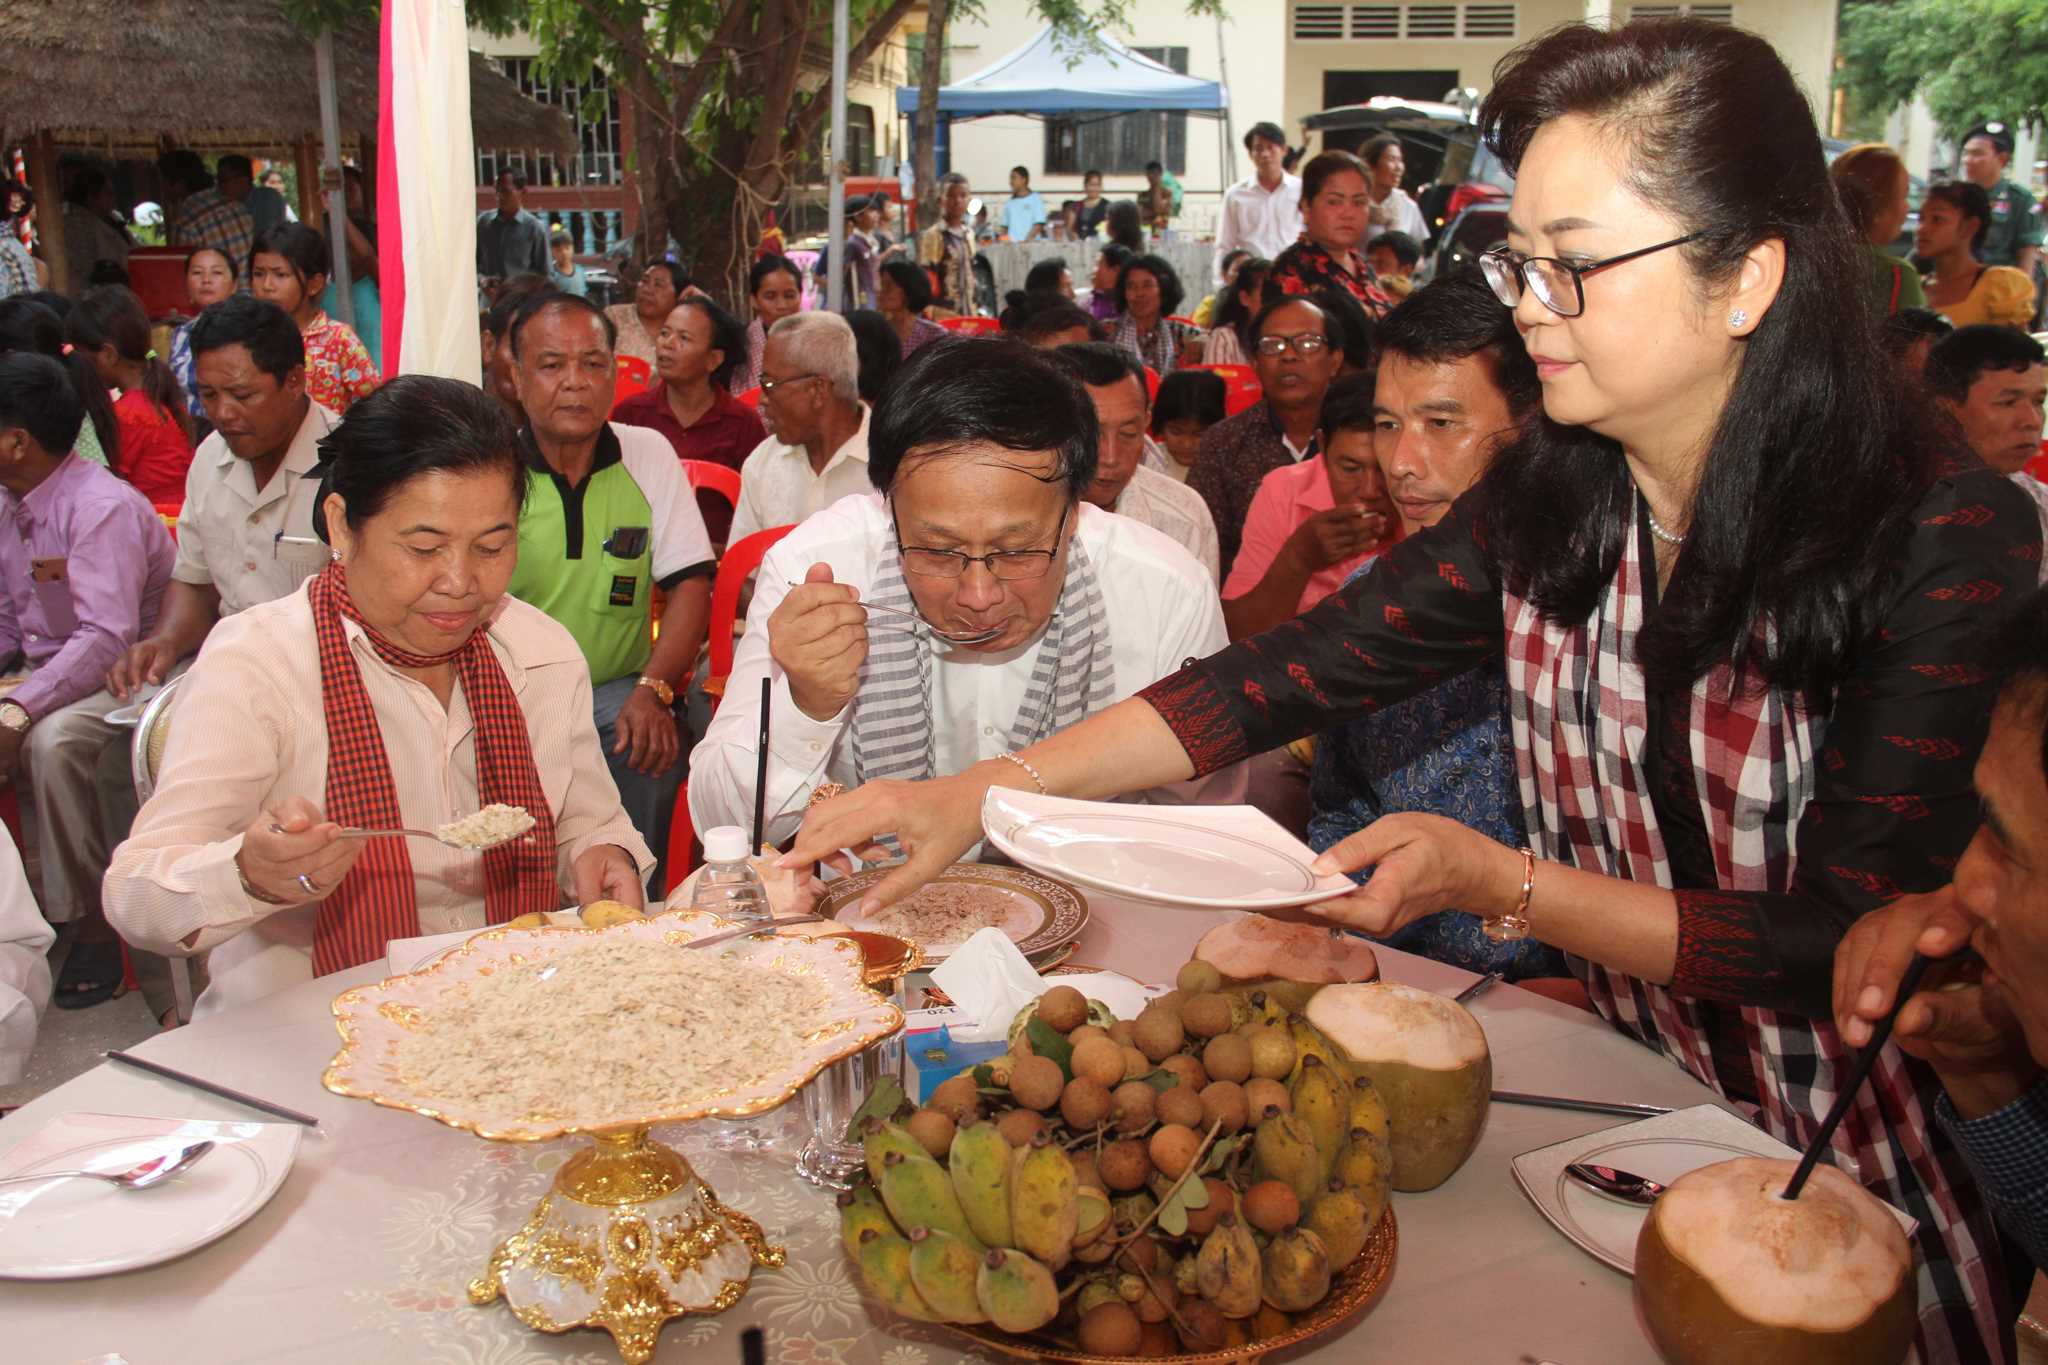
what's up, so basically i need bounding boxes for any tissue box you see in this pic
[903,1008,1010,1102]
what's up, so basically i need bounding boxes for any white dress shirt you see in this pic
[728,405,873,545]
[1114,463,1220,583]
[0,825,53,1086]
[1214,173,1303,282]
[1372,188,1430,247]
[104,587,653,1016]
[690,493,1242,844]
[173,401,338,615]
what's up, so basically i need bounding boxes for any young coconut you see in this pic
[1634,1158,1915,1365]
[1303,982,1489,1191]
[1193,916,1380,1013]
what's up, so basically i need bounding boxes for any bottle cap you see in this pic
[702,826,750,863]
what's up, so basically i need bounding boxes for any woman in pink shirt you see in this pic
[1221,372,1393,639]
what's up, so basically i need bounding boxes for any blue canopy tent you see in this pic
[895,27,1229,176]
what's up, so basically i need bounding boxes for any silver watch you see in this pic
[0,702,29,733]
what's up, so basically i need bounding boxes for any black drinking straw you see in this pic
[751,674,771,853]
[1782,952,1935,1200]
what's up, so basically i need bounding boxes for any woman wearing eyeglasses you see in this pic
[1265,150,1397,321]
[787,21,2040,1362]
[686,337,1239,842]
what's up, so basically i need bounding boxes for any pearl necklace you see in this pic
[1645,506,1686,546]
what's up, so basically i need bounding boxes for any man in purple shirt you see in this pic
[0,354,174,1008]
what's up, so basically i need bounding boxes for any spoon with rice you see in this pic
[277,803,539,852]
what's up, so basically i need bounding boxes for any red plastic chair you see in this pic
[663,521,798,897]
[683,460,742,514]
[734,386,763,409]
[940,316,1001,336]
[708,525,798,697]
[2029,440,2048,484]
[1142,366,1161,405]
[615,355,655,399]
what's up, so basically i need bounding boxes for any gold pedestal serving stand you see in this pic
[468,1125,786,1364]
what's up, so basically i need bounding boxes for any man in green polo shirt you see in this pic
[506,292,714,885]
[1962,121,2042,283]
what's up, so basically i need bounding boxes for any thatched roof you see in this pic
[0,0,574,156]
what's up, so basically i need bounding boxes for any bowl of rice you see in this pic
[323,912,903,1140]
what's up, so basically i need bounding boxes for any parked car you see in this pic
[1300,97,1510,249]
[1424,203,1509,286]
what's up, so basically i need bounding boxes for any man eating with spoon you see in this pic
[688,338,1240,846]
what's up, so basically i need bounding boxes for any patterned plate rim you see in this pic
[815,863,1090,960]
[320,913,904,1141]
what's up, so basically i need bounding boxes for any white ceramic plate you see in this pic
[816,862,1088,965]
[1510,1103,1914,1275]
[0,1112,301,1279]
[981,788,1356,910]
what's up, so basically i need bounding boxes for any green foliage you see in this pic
[1838,0,2048,141]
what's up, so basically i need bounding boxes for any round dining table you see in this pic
[0,893,1732,1364]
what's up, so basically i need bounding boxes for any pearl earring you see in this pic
[329,550,341,563]
[1728,308,1749,329]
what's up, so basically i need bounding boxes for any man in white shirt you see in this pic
[1214,123,1302,286]
[0,825,52,1085]
[729,312,872,545]
[1053,343,1221,582]
[98,297,335,1022]
[690,339,1241,843]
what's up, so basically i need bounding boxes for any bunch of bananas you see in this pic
[838,961,1393,1357]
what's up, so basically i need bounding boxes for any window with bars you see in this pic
[1043,47,1189,176]
[1292,3,1518,40]
[475,59,626,254]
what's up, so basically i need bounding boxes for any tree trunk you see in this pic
[913,0,950,230]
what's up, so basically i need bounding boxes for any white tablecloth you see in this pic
[978,240,1222,304]
[0,895,1730,1364]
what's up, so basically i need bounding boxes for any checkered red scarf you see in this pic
[307,565,558,974]
[1503,499,2001,1365]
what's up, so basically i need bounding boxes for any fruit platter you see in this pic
[837,915,1495,1359]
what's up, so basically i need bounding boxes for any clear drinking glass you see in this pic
[798,976,910,1190]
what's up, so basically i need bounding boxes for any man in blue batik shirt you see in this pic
[1836,583,2048,1271]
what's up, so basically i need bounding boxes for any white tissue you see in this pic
[928,928,1167,1044]
[930,928,1045,1043]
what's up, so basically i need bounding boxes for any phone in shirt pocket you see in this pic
[598,525,651,611]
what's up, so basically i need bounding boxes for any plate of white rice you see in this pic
[323,911,902,1140]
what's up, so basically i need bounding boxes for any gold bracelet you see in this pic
[1483,846,1536,943]
[995,751,1048,794]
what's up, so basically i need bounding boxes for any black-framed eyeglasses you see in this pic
[759,371,821,398]
[891,500,1070,581]
[1480,233,1703,317]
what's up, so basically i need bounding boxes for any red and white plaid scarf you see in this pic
[1503,500,2003,1365]
[307,565,558,974]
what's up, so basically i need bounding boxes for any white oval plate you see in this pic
[981,787,1356,909]
[0,1112,300,1280]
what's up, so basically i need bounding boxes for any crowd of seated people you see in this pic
[6,58,2048,1365]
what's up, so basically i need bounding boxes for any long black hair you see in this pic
[67,285,194,446]
[1214,258,1272,350]
[0,296,117,459]
[1473,18,1946,699]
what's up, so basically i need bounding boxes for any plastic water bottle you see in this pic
[691,826,771,925]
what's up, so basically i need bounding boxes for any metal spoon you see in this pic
[1564,1161,1668,1206]
[0,1140,215,1192]
[330,823,532,850]
[784,583,1005,645]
